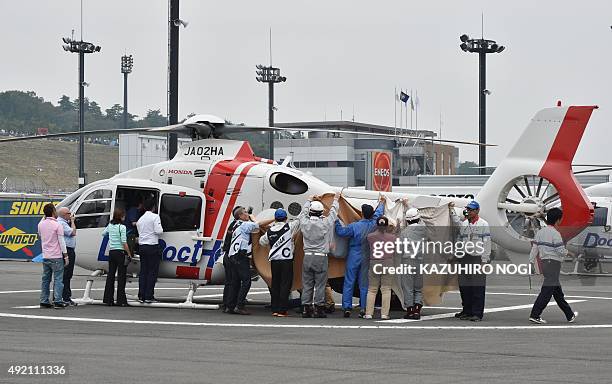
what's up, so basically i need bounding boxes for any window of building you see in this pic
[160,194,202,232]
[269,172,309,195]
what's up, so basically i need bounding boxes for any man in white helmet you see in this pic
[298,191,340,318]
[399,206,427,319]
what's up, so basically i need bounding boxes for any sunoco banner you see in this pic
[0,199,62,260]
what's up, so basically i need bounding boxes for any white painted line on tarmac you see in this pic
[0,287,267,295]
[11,291,271,309]
[382,300,586,323]
[0,311,607,330]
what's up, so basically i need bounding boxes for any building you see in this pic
[274,121,459,187]
[119,134,190,173]
[118,122,459,188]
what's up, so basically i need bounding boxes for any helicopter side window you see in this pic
[75,188,113,229]
[592,207,608,227]
[269,172,308,195]
[160,194,202,232]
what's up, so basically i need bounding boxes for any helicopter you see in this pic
[0,104,598,307]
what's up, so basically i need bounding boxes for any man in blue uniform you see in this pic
[335,195,385,317]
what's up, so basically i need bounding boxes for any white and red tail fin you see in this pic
[477,105,597,253]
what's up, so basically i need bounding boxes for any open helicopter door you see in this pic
[150,183,209,281]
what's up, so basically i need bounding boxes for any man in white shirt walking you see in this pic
[136,198,164,303]
[528,208,578,324]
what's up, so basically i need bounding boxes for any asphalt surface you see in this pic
[1,260,612,384]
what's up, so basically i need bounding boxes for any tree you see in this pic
[141,109,167,127]
[105,104,123,121]
[58,95,74,111]
[88,101,103,117]
[457,161,479,175]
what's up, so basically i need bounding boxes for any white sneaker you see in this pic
[363,314,372,319]
[381,315,390,320]
[569,311,579,323]
[529,317,547,324]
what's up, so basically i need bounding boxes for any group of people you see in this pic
[220,192,431,319]
[37,198,165,309]
[219,194,579,324]
[38,191,579,324]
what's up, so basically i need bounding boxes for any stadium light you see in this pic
[61,36,101,188]
[459,33,505,175]
[255,65,287,160]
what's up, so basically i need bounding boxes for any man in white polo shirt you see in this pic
[136,198,164,303]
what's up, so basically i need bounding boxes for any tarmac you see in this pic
[1,259,612,384]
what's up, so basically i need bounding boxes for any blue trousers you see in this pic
[342,252,368,309]
[41,258,64,304]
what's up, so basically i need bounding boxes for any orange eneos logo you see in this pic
[373,152,391,192]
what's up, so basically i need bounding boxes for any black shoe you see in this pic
[118,303,129,307]
[469,316,482,322]
[302,305,313,318]
[454,311,465,318]
[314,306,327,318]
[459,313,472,320]
[324,304,336,314]
[358,311,366,319]
[40,303,53,309]
[104,301,114,306]
[67,299,78,306]
[53,302,68,309]
[235,308,251,315]
[343,309,351,318]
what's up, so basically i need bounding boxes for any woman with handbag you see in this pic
[102,208,132,306]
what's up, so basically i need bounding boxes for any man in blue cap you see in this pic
[259,208,302,317]
[335,195,385,318]
[450,200,491,322]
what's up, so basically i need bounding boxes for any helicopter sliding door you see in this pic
[157,190,208,280]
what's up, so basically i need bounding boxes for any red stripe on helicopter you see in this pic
[538,105,596,241]
[176,266,200,279]
[203,162,258,281]
[202,142,256,238]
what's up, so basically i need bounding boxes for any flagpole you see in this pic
[400,89,403,135]
[410,89,413,132]
[394,86,397,136]
[415,89,419,131]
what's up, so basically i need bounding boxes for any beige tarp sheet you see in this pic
[252,195,458,305]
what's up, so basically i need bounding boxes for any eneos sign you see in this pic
[373,152,391,192]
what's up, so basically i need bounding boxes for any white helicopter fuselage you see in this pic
[59,105,601,284]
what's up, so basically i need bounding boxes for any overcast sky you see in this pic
[2,0,612,166]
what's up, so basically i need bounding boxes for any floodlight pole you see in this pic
[63,38,101,188]
[121,55,133,130]
[459,34,504,175]
[78,49,85,187]
[256,65,286,160]
[168,0,179,160]
[479,51,486,176]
